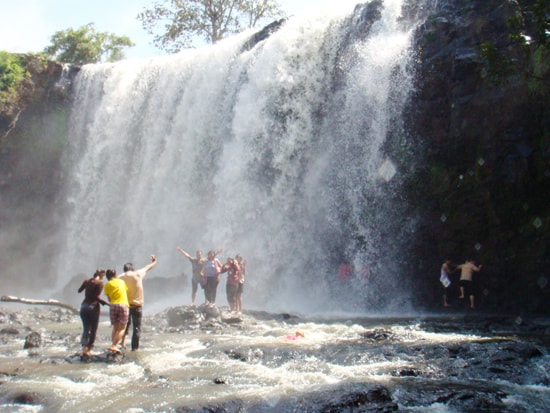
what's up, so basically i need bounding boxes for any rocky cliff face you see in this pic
[404,0,549,312]
[0,56,79,289]
[0,0,548,313]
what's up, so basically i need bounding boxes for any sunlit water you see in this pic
[0,308,548,412]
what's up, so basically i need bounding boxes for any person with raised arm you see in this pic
[119,255,157,351]
[176,247,207,306]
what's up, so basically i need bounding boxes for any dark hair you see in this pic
[123,262,134,272]
[93,268,105,278]
[106,268,117,280]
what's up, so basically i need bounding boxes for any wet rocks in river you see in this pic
[23,331,41,349]
[9,392,44,406]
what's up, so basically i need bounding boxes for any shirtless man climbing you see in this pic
[457,259,482,309]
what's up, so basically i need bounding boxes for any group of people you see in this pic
[176,247,247,313]
[77,247,247,356]
[440,258,483,309]
[77,255,157,356]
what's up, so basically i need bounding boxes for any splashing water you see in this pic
[57,0,424,314]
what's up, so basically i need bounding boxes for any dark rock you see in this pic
[361,328,394,341]
[11,392,43,405]
[395,368,419,377]
[225,349,247,362]
[0,327,19,334]
[320,385,398,412]
[405,0,550,314]
[24,331,42,349]
[241,19,286,53]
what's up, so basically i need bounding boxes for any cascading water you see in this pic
[58,0,426,313]
[3,3,550,412]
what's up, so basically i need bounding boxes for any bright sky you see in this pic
[0,0,328,60]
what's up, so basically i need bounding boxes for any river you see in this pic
[0,305,548,412]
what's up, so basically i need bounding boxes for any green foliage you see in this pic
[43,23,135,65]
[0,51,28,111]
[0,51,26,93]
[138,0,286,53]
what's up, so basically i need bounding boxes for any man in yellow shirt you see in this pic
[103,268,129,353]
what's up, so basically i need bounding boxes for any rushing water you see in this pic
[53,0,426,313]
[0,307,549,412]
[2,2,549,411]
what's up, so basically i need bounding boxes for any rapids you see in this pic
[0,306,549,412]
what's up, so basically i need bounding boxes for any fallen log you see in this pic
[1,295,79,314]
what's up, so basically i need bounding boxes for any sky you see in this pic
[0,0,328,60]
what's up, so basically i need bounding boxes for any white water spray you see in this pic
[59,0,423,313]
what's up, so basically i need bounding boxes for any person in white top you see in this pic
[119,255,157,351]
[440,259,454,308]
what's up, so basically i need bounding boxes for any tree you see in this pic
[138,0,286,53]
[0,52,26,95]
[43,23,135,65]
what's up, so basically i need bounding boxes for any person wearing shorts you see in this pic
[457,259,482,309]
[103,268,129,353]
[176,247,206,306]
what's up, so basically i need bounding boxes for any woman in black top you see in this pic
[78,268,108,356]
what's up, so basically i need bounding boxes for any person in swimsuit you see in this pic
[457,259,483,309]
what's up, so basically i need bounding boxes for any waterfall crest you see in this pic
[59,0,426,313]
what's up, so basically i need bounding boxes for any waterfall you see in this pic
[58,0,427,313]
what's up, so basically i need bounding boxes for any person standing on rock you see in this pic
[457,259,483,309]
[235,254,247,314]
[119,255,157,351]
[203,250,223,306]
[220,256,241,312]
[103,268,129,353]
[440,259,455,308]
[77,268,108,356]
[176,247,207,306]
